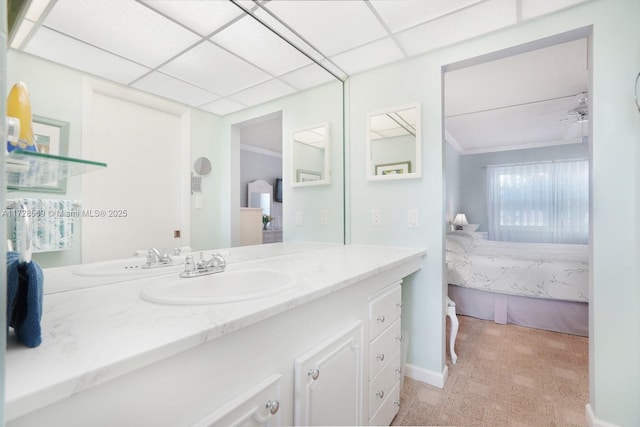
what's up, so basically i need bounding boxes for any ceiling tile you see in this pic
[132,72,220,107]
[370,0,483,33]
[24,27,150,84]
[331,37,405,75]
[263,0,387,56]
[521,0,588,20]
[252,7,327,64]
[42,0,200,67]
[200,98,248,116]
[211,16,311,76]
[279,64,337,91]
[229,79,297,107]
[160,41,271,96]
[141,0,243,36]
[396,0,517,57]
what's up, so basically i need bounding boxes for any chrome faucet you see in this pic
[143,248,173,269]
[180,252,226,278]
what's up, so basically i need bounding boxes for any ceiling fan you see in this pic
[563,92,589,142]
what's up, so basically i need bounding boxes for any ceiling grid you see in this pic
[10,0,590,151]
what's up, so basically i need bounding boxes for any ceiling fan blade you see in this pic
[563,118,589,140]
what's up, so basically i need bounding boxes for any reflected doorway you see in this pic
[234,111,283,245]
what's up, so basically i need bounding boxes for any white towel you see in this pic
[9,198,77,253]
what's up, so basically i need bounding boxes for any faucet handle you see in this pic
[184,255,195,273]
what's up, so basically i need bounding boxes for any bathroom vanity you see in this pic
[5,243,425,426]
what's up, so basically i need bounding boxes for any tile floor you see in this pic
[391,315,589,426]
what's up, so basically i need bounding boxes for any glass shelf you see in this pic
[6,149,107,189]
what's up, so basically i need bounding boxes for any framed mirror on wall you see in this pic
[366,104,421,181]
[291,123,330,187]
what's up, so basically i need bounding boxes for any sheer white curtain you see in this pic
[487,159,589,244]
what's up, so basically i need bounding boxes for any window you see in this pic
[487,159,589,244]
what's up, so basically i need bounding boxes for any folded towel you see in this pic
[7,251,44,347]
[10,198,76,253]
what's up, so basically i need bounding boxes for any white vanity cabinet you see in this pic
[294,321,364,426]
[192,374,282,427]
[6,246,425,427]
[368,282,403,425]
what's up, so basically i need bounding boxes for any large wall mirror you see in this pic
[366,104,421,181]
[291,123,330,187]
[6,1,345,271]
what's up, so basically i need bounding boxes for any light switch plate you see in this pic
[408,210,419,228]
[295,211,303,225]
[320,209,329,226]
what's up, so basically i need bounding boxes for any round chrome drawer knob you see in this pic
[377,315,385,323]
[377,353,385,362]
[376,390,385,399]
[308,368,320,381]
[265,400,279,415]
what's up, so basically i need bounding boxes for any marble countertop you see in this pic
[5,242,425,421]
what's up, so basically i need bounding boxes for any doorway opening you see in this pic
[232,111,284,246]
[442,29,592,421]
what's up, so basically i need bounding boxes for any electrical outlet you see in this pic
[320,209,329,226]
[408,210,419,228]
[295,211,303,225]
[372,209,382,226]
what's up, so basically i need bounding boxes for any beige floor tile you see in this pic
[395,316,588,427]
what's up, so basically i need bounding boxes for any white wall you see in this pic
[348,54,446,384]
[348,0,640,424]
[186,108,223,252]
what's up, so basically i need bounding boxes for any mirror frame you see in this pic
[291,122,331,187]
[366,103,422,181]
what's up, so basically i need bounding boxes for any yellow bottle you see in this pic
[6,81,37,152]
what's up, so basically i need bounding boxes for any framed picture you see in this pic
[8,115,70,193]
[296,169,322,182]
[375,161,411,176]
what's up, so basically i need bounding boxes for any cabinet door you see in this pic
[294,321,364,426]
[191,374,282,427]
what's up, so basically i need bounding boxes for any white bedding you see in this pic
[446,232,588,302]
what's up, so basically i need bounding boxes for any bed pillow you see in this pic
[446,232,477,253]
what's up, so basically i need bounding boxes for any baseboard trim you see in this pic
[586,404,620,427]
[404,363,448,389]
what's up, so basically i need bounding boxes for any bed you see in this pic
[446,231,589,336]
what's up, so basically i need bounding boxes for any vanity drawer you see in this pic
[369,318,402,379]
[369,380,401,426]
[368,350,401,418]
[369,283,402,341]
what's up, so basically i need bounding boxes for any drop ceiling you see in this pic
[10,0,591,152]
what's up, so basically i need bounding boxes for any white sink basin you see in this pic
[73,258,183,277]
[139,268,294,305]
